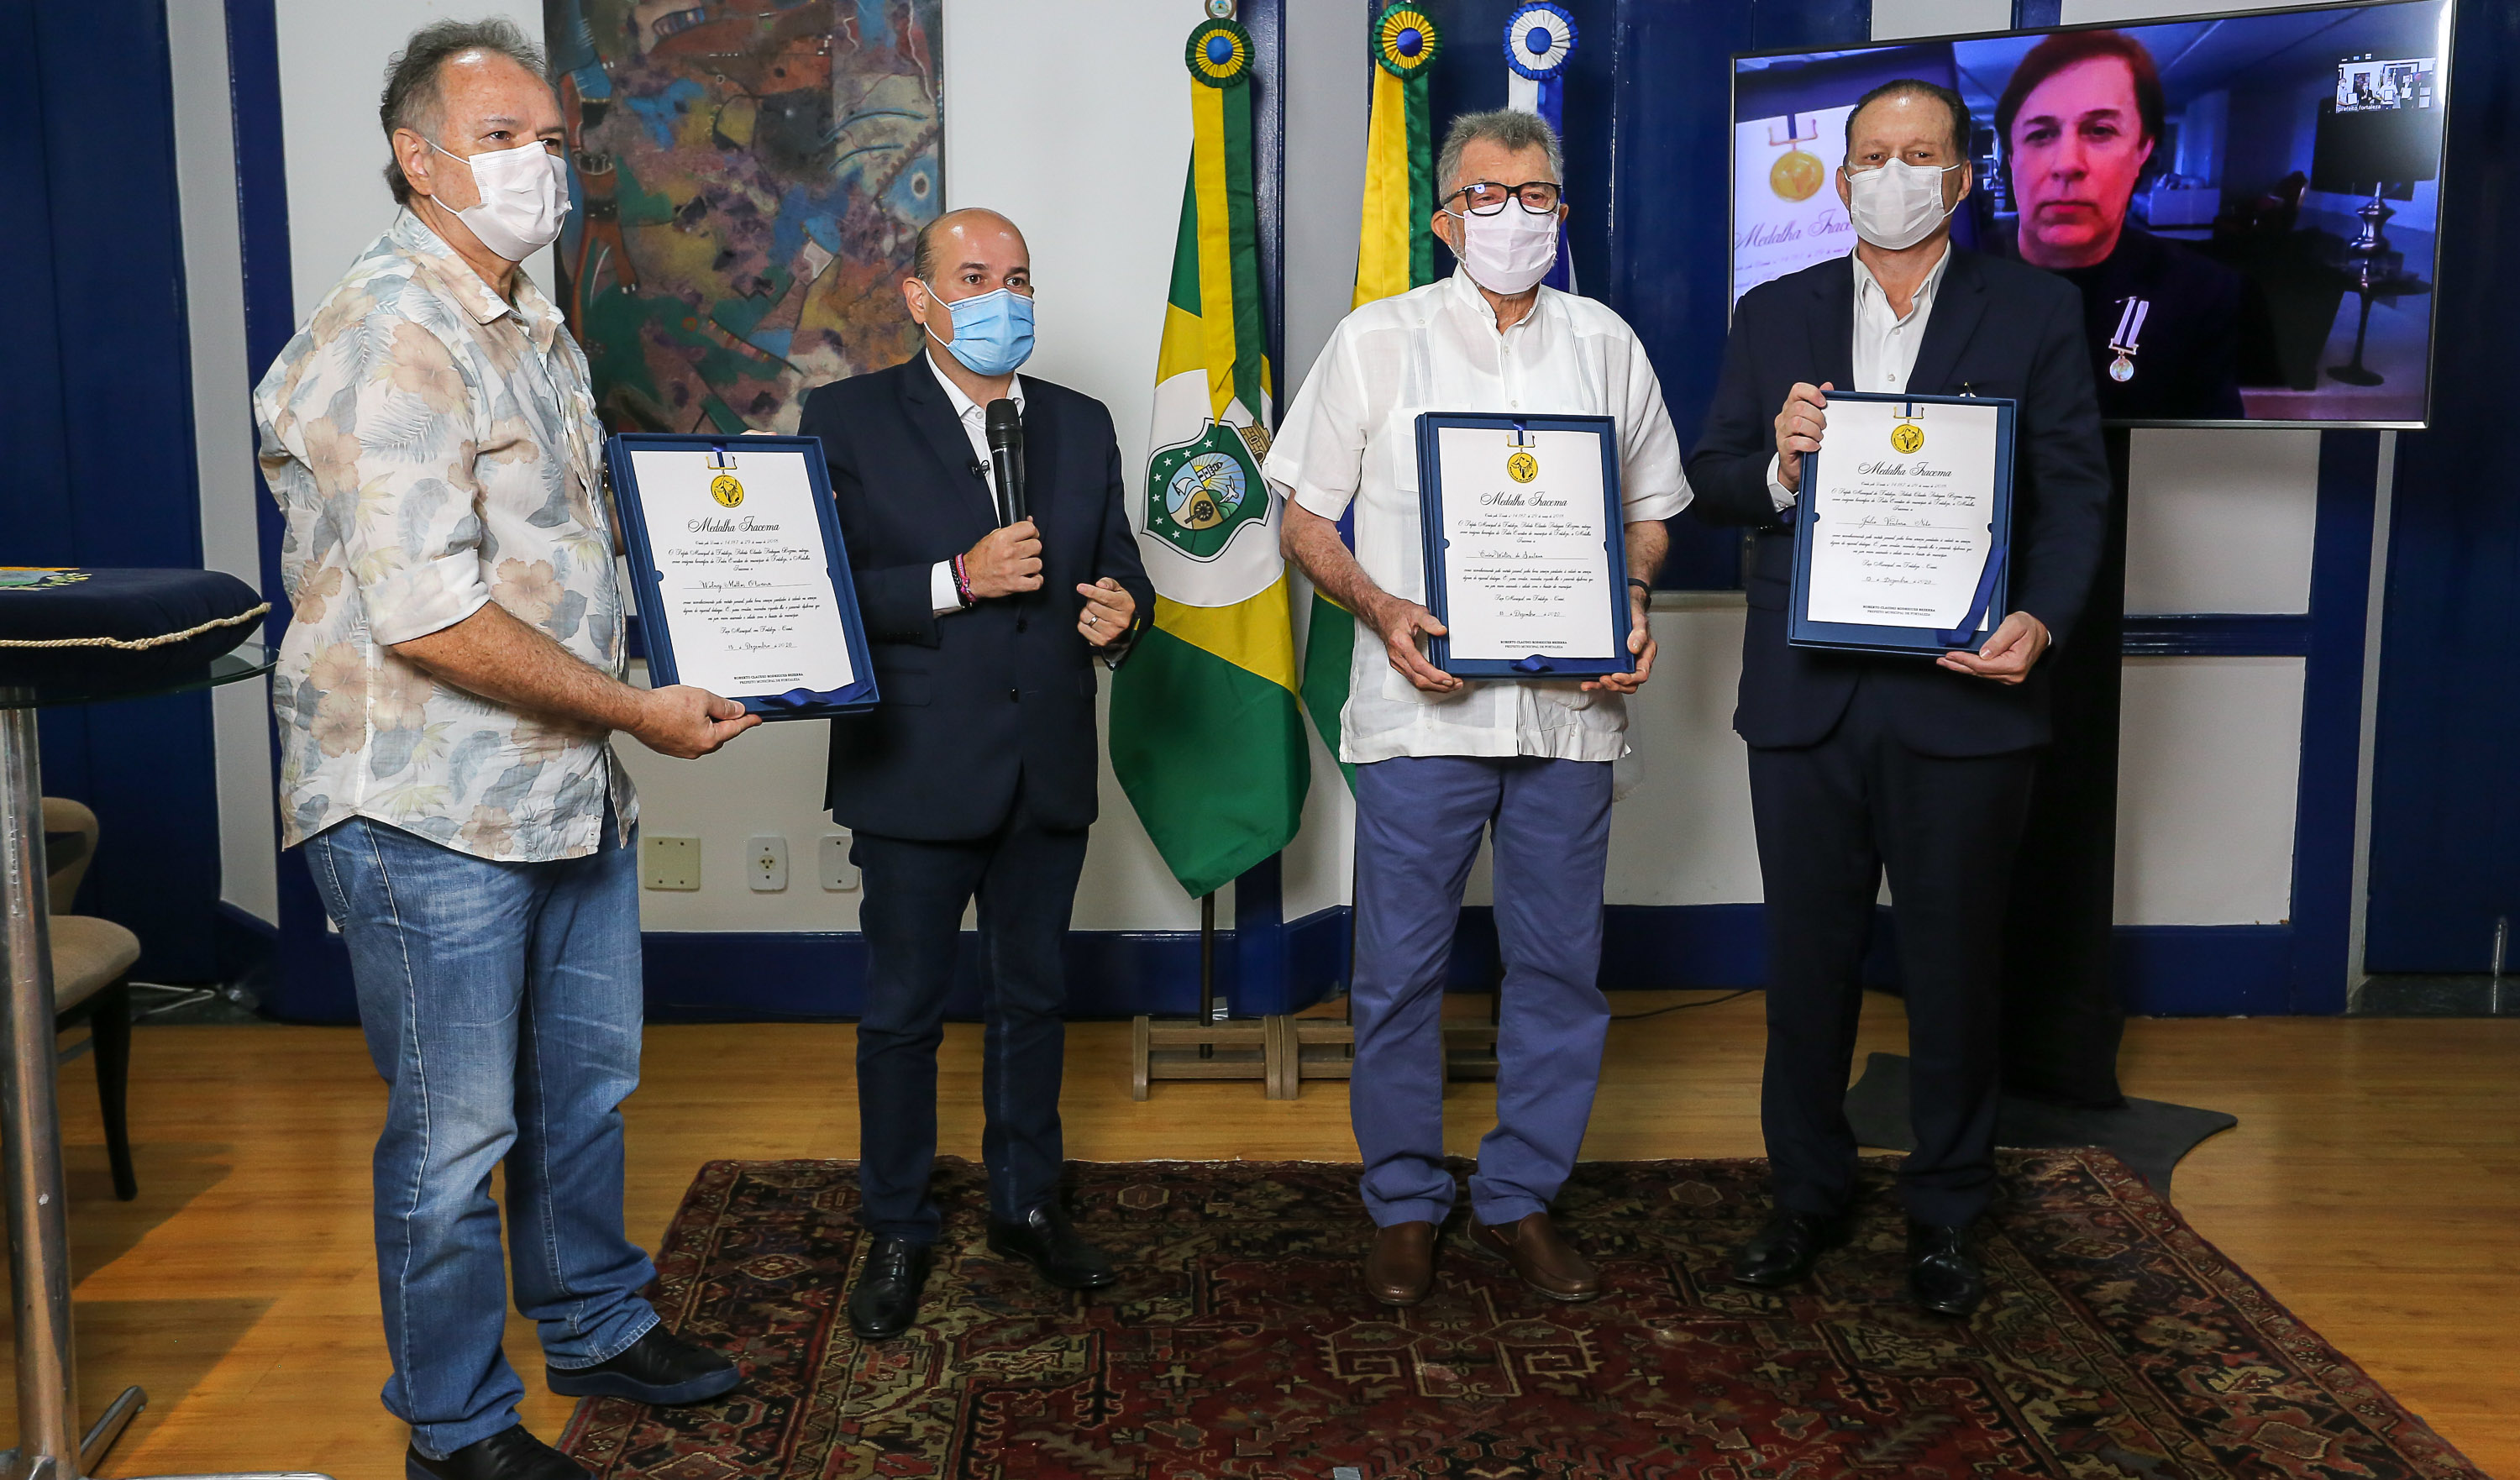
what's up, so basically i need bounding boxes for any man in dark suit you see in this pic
[1688,81,2108,1315]
[796,207,1153,1341]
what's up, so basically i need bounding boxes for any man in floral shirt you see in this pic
[253,22,754,1480]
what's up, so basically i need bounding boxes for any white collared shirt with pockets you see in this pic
[1263,271,1690,766]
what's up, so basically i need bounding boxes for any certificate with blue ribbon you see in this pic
[1788,391,2016,656]
[606,433,879,718]
[1415,412,1633,680]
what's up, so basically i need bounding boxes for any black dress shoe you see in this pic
[848,1236,934,1341]
[1907,1220,1987,1317]
[987,1203,1118,1290]
[546,1323,741,1404]
[407,1425,586,1480]
[1730,1206,1852,1288]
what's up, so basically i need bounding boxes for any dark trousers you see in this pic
[1746,674,2039,1228]
[851,790,1089,1244]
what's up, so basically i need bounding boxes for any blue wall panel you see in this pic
[2362,0,2520,974]
[0,0,225,980]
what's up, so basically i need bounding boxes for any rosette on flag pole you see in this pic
[1502,2,1578,291]
[1503,3,1575,123]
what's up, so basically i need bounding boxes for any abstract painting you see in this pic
[547,0,942,433]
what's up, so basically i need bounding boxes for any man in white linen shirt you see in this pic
[1267,111,1688,1309]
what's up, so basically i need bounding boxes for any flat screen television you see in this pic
[1730,0,2454,428]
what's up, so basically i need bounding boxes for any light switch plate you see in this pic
[748,834,789,892]
[819,832,860,891]
[643,835,700,890]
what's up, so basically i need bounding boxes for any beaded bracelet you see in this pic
[951,554,976,608]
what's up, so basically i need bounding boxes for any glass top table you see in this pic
[0,640,321,1480]
[0,643,276,709]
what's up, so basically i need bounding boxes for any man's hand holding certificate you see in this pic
[608,433,881,718]
[1414,412,1641,683]
[1779,386,2034,672]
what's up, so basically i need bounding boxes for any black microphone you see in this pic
[984,398,1026,526]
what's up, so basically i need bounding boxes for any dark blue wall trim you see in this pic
[228,0,357,1021]
[214,900,280,1002]
[1245,0,1284,403]
[2286,433,2381,1012]
[640,930,1225,1023]
[1231,853,1291,1016]
[2118,614,2312,659]
[179,905,2271,1026]
[2364,0,2520,975]
[2115,925,2292,1017]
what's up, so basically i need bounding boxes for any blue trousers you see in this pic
[307,811,658,1459]
[1351,755,1614,1227]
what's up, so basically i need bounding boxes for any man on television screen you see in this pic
[2000,29,2248,420]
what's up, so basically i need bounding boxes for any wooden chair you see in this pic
[41,797,138,1200]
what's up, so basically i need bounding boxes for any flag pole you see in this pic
[1200,892,1218,1058]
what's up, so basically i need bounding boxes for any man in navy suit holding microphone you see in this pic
[1688,81,2108,1316]
[796,207,1152,1341]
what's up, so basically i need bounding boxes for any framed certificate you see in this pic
[606,433,879,719]
[1414,412,1634,680]
[1788,392,2018,656]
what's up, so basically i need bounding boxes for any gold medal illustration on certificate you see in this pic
[1505,422,1541,483]
[1767,113,1823,202]
[1890,405,1925,454]
[705,444,744,508]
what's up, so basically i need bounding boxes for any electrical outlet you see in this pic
[643,835,700,890]
[748,835,789,892]
[819,832,860,891]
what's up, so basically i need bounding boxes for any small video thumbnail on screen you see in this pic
[1733,0,2452,427]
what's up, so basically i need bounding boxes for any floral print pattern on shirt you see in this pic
[254,210,634,861]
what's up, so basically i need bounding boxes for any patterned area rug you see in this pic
[560,1152,2486,1479]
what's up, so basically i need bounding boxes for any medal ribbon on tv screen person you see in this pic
[1995,29,2250,418]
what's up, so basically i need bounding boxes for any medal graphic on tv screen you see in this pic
[2108,296,2151,383]
[1768,113,1823,202]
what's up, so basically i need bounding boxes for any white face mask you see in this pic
[1452,203,1560,295]
[1843,159,1963,251]
[429,138,571,261]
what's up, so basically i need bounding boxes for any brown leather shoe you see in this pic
[1363,1220,1437,1306]
[1469,1211,1599,1303]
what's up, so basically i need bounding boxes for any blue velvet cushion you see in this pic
[0,568,266,690]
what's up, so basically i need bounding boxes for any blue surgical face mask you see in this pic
[921,281,1035,377]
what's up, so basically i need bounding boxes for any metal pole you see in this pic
[1,694,81,1480]
[0,681,326,1480]
[2492,914,2507,1016]
[1198,892,1216,1058]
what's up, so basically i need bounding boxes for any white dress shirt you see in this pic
[1264,271,1691,765]
[1768,244,1953,511]
[925,349,1026,614]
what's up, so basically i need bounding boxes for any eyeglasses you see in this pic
[1443,180,1564,216]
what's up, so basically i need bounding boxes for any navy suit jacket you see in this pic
[1686,249,2109,757]
[797,356,1152,841]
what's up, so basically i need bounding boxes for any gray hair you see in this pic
[380,18,549,207]
[1436,110,1565,201]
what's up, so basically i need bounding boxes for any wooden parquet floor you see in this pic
[7,995,2513,1478]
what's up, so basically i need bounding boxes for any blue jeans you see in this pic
[306,811,658,1458]
[1351,755,1614,1228]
